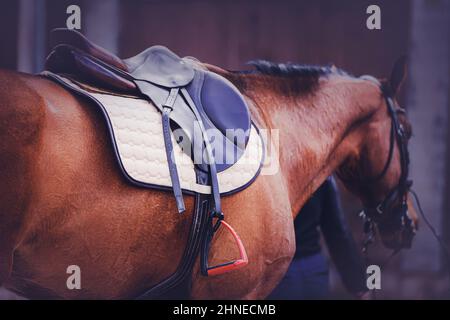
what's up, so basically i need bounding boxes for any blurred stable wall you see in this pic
[1,0,411,77]
[0,0,449,299]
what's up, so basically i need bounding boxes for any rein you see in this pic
[409,189,450,271]
[363,189,450,299]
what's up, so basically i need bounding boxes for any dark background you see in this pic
[1,0,412,76]
[0,0,449,299]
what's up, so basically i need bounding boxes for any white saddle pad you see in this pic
[49,74,264,195]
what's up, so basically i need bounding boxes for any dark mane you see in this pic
[247,60,350,78]
[232,60,350,94]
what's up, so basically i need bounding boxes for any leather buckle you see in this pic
[211,210,224,232]
[376,203,384,214]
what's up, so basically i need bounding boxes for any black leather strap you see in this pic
[162,88,185,213]
[181,87,222,214]
[137,172,211,299]
[181,87,225,277]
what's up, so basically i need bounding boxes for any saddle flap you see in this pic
[200,72,251,150]
[185,71,251,172]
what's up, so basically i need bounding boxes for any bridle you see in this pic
[358,82,414,252]
[353,78,450,298]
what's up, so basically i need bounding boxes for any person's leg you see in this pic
[267,259,305,300]
[267,253,329,300]
[297,253,329,299]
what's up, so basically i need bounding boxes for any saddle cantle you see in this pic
[43,29,263,298]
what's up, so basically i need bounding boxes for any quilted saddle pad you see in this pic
[45,73,265,195]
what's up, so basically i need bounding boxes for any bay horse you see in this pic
[0,57,417,299]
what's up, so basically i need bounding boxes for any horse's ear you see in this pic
[389,55,408,96]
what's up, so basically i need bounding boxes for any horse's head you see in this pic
[337,57,418,251]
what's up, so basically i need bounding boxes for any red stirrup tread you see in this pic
[207,220,249,276]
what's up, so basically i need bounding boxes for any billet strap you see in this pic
[162,88,185,213]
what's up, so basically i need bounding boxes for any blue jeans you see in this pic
[268,253,329,300]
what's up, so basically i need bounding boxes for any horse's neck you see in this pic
[246,75,382,216]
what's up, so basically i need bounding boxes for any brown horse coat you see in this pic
[0,61,415,299]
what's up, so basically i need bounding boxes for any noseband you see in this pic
[360,84,413,250]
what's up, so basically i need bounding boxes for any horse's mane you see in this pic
[231,60,350,94]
